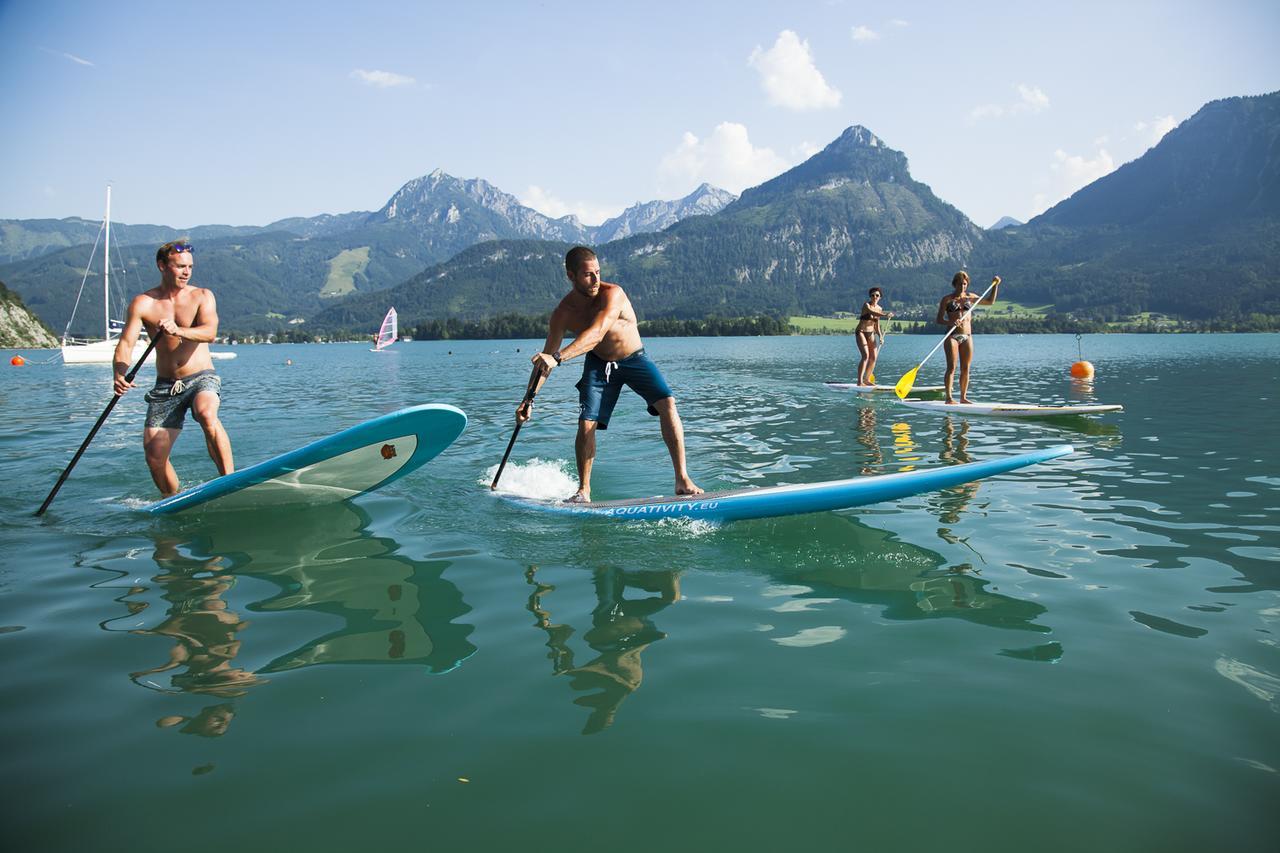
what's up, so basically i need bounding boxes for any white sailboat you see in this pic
[371,307,398,352]
[61,186,152,365]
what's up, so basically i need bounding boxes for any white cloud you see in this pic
[1030,145,1117,216]
[793,141,821,161]
[748,30,841,111]
[40,47,93,66]
[1135,115,1177,147]
[350,69,415,88]
[1051,147,1115,184]
[969,103,1006,121]
[1016,84,1049,113]
[970,83,1050,123]
[520,185,622,226]
[658,122,790,195]
[889,18,910,27]
[851,25,880,42]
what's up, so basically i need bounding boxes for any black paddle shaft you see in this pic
[35,334,161,516]
[491,364,547,490]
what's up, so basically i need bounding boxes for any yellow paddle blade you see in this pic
[894,366,919,399]
[867,372,876,385]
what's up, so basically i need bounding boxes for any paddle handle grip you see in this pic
[36,333,161,516]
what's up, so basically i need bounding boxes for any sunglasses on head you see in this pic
[170,242,194,254]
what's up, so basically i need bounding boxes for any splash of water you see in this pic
[482,457,578,501]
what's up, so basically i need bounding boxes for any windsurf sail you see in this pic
[372,307,398,352]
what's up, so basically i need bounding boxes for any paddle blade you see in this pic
[894,366,919,399]
[867,371,876,384]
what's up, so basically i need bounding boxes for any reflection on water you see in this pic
[526,564,680,735]
[931,416,983,528]
[890,418,921,470]
[769,515,1054,638]
[123,538,267,700]
[855,406,884,474]
[92,501,477,737]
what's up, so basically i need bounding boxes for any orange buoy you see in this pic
[10,355,25,366]
[1070,360,1094,379]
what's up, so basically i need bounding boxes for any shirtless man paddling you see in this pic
[114,240,234,496]
[517,246,701,503]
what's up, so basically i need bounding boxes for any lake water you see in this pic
[2,334,1277,851]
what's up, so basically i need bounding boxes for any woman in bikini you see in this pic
[935,271,1000,404]
[855,287,893,386]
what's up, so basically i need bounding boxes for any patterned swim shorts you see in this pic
[144,369,222,430]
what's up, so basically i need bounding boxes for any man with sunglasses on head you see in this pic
[113,239,235,496]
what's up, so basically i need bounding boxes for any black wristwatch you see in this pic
[552,350,563,365]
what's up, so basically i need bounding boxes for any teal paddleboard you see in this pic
[508,444,1072,523]
[146,404,466,515]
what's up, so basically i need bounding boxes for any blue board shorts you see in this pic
[144,369,222,430]
[576,349,674,429]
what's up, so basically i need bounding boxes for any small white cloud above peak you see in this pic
[520,186,621,227]
[657,122,790,195]
[748,31,842,111]
[851,25,880,42]
[351,69,415,88]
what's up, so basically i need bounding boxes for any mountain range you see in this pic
[0,177,735,336]
[319,125,987,325]
[3,90,1277,337]
[316,94,1279,332]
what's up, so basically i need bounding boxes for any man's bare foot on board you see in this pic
[564,491,590,504]
[676,478,704,497]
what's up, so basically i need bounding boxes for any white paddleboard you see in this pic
[825,382,946,393]
[897,399,1122,417]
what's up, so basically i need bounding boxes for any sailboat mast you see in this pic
[103,186,111,340]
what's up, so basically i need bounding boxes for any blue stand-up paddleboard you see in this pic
[146,404,467,515]
[508,444,1072,523]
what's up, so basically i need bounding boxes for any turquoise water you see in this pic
[2,334,1277,851]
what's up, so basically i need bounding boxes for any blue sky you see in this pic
[1,0,1276,230]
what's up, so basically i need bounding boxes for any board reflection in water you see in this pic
[107,501,477,738]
